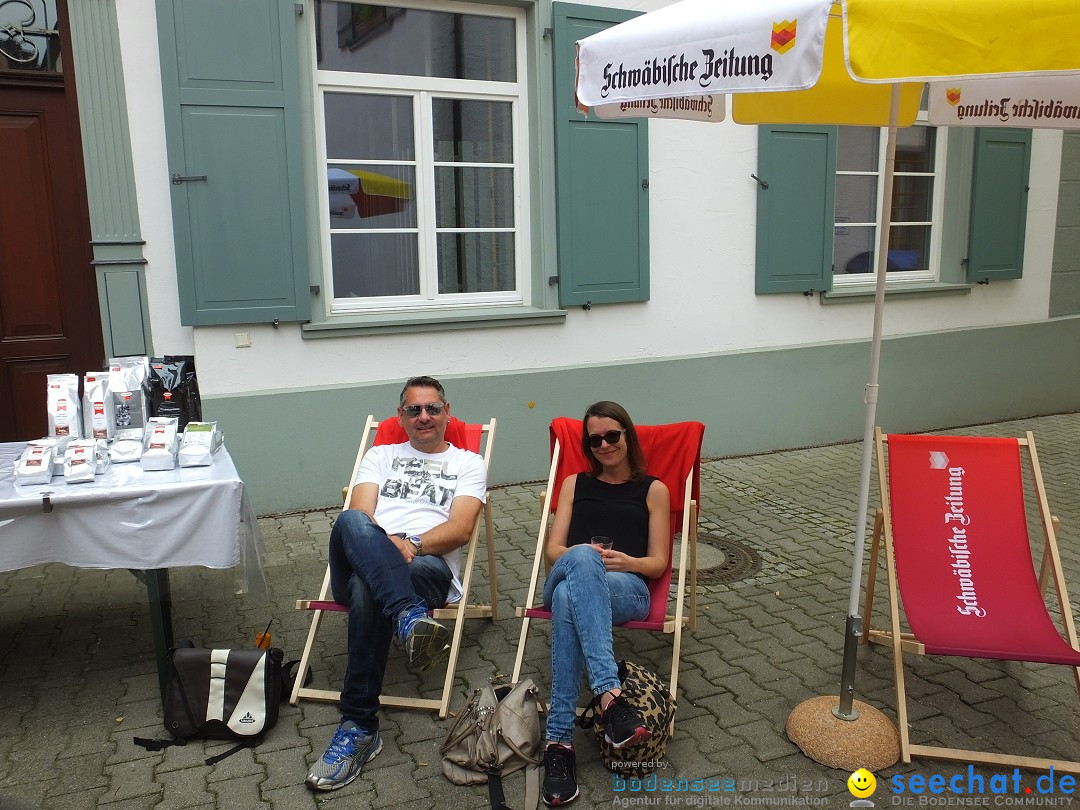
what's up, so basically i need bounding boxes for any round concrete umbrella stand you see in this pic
[786,696,900,773]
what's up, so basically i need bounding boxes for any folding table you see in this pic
[0,442,267,702]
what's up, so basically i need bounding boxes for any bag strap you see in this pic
[497,731,542,766]
[205,739,257,765]
[133,736,186,752]
[485,765,539,810]
[278,659,311,702]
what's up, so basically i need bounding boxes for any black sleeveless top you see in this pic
[566,474,658,563]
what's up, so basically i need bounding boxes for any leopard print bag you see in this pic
[577,660,675,778]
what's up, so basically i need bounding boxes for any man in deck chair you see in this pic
[305,375,487,793]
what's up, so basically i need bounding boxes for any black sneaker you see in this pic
[542,743,579,806]
[602,693,651,749]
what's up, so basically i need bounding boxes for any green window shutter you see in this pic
[553,3,649,307]
[755,126,835,294]
[157,0,309,325]
[968,128,1031,283]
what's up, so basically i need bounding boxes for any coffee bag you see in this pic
[83,372,114,439]
[47,374,82,439]
[141,417,179,471]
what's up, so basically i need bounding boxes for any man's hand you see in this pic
[388,532,417,563]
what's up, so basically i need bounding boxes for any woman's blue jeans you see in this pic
[542,544,650,743]
[329,510,451,731]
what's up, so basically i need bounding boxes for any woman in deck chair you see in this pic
[540,401,671,806]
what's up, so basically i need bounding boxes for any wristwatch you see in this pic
[407,534,423,556]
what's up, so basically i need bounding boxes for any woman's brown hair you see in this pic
[581,400,646,479]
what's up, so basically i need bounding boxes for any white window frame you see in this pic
[832,119,948,287]
[310,0,531,315]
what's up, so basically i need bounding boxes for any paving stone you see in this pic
[4,413,1080,809]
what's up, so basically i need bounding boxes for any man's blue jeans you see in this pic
[329,510,451,731]
[542,544,650,743]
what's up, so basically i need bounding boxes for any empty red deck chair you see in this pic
[864,429,1080,772]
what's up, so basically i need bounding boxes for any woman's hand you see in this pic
[599,548,634,573]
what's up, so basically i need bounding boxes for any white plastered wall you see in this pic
[115,1,1063,398]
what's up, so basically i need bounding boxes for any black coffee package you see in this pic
[149,355,202,429]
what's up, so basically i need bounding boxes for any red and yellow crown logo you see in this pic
[945,88,961,106]
[772,20,797,54]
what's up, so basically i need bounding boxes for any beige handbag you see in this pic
[440,679,545,810]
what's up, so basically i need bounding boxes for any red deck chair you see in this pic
[510,417,705,726]
[864,428,1080,772]
[291,415,497,718]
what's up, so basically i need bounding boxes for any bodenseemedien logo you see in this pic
[850,769,877,808]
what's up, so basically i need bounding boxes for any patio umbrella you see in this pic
[575,0,1080,769]
[326,167,413,220]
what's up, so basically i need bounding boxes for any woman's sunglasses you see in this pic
[401,402,445,418]
[586,429,626,448]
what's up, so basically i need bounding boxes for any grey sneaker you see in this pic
[396,604,451,671]
[305,721,382,792]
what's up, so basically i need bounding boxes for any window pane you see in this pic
[889,225,930,271]
[0,0,61,73]
[329,164,416,228]
[835,226,930,275]
[332,233,419,297]
[435,167,514,228]
[432,100,513,163]
[835,226,876,274]
[895,127,934,173]
[835,176,877,224]
[316,2,516,82]
[437,232,514,293]
[836,127,878,172]
[891,176,932,223]
[324,92,414,161]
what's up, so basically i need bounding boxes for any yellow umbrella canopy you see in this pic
[576,0,1080,125]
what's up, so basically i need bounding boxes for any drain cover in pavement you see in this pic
[695,533,762,584]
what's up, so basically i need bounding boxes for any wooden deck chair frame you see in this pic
[510,419,704,732]
[291,415,497,719]
[863,427,1080,773]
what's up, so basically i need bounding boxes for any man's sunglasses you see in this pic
[586,429,626,448]
[402,402,445,418]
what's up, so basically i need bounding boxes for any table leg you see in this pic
[132,568,174,704]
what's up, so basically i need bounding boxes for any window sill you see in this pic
[301,304,566,338]
[821,281,973,304]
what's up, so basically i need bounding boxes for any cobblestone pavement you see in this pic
[2,413,1080,809]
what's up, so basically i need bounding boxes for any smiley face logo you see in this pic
[848,768,876,798]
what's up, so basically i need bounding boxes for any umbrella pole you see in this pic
[835,83,900,721]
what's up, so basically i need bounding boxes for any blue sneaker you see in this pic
[305,721,382,792]
[396,604,450,671]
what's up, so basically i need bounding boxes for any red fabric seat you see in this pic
[864,429,1080,773]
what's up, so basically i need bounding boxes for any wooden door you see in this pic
[0,0,104,441]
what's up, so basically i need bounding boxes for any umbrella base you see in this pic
[786,695,900,772]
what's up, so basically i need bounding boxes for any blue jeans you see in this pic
[329,510,452,731]
[542,544,650,743]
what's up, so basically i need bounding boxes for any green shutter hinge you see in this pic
[543,27,553,38]
[295,3,304,15]
[548,276,559,286]
[310,285,320,295]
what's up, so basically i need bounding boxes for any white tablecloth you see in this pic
[0,442,266,593]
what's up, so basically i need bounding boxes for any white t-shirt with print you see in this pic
[353,441,486,604]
